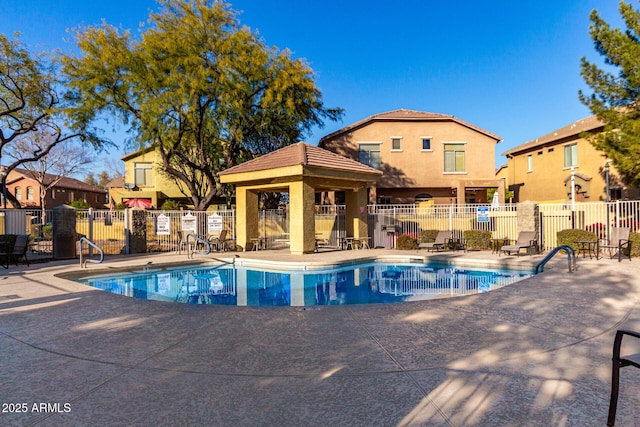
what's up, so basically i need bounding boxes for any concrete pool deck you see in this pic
[1,249,639,426]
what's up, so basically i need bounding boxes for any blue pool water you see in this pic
[75,261,534,307]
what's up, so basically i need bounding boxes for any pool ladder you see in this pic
[185,233,211,259]
[534,245,576,274]
[79,237,104,268]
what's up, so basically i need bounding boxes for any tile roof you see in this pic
[9,168,107,193]
[501,115,605,156]
[218,142,382,176]
[319,109,502,144]
[105,176,125,188]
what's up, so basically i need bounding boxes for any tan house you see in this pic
[1,168,107,209]
[501,114,639,202]
[318,109,504,204]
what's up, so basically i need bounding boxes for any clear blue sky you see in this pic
[0,0,624,171]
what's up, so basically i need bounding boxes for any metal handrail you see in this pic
[535,245,576,274]
[79,237,104,268]
[185,233,211,259]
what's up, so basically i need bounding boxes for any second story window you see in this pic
[391,137,401,150]
[527,155,533,172]
[422,138,431,150]
[358,143,381,170]
[564,143,578,168]
[134,162,153,186]
[26,186,34,200]
[443,143,466,173]
[15,187,22,200]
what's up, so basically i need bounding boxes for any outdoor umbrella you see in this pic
[491,191,500,209]
[124,198,153,209]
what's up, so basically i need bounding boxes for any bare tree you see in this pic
[6,130,94,222]
[0,34,87,208]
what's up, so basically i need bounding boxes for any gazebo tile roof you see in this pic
[218,142,382,176]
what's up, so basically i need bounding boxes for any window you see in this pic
[377,195,391,204]
[527,155,533,172]
[134,162,153,186]
[422,138,431,150]
[15,187,22,200]
[443,143,466,172]
[358,144,381,169]
[611,188,623,200]
[564,143,578,168]
[391,137,401,150]
[26,186,34,200]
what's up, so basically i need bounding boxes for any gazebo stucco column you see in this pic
[236,187,259,251]
[345,187,368,238]
[289,180,316,254]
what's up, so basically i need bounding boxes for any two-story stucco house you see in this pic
[114,147,187,209]
[115,146,227,209]
[2,168,107,209]
[501,114,640,203]
[318,109,504,204]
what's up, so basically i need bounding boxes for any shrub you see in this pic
[557,229,597,248]
[161,199,181,210]
[463,229,492,250]
[68,199,90,209]
[396,233,418,250]
[418,230,438,243]
[629,232,640,258]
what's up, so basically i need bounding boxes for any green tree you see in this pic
[579,1,640,186]
[62,0,342,210]
[0,34,85,208]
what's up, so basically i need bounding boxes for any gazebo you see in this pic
[218,142,382,254]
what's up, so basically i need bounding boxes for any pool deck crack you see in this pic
[345,306,457,427]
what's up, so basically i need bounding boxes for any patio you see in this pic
[1,250,639,426]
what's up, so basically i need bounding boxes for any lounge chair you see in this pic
[600,227,631,262]
[418,231,452,252]
[10,234,30,266]
[500,231,538,256]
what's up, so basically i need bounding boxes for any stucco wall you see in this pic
[505,136,624,202]
[320,119,501,204]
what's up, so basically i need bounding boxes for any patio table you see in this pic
[575,240,599,259]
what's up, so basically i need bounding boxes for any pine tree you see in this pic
[579,1,640,187]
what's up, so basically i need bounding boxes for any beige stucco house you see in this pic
[501,114,639,203]
[318,109,504,205]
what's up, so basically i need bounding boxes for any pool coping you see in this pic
[56,253,540,281]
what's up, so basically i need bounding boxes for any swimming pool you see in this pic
[75,261,534,307]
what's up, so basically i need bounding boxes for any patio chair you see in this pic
[418,231,452,252]
[10,234,30,266]
[208,229,229,252]
[500,231,538,256]
[600,227,631,262]
[607,329,640,426]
